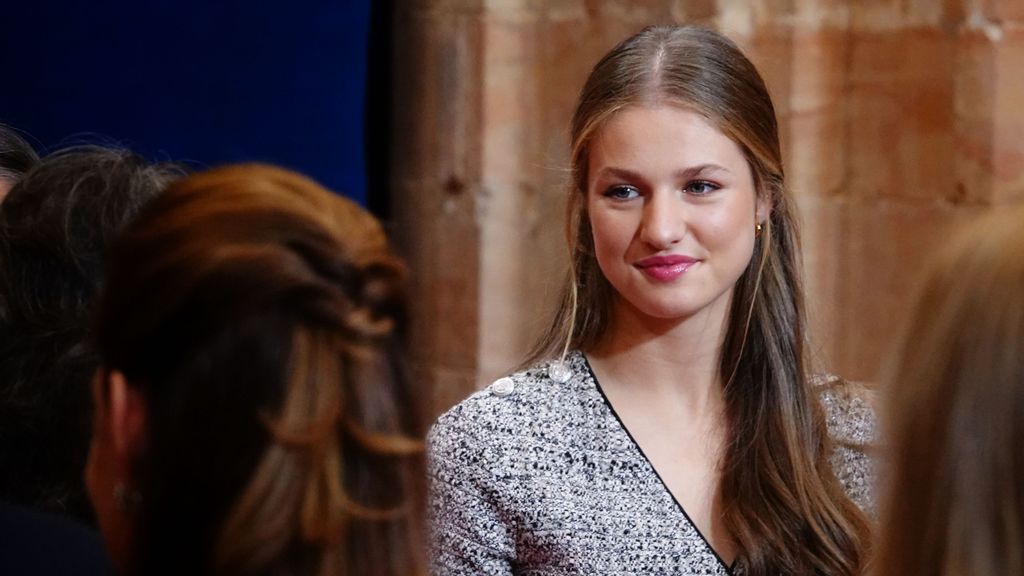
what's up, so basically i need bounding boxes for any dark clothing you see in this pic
[0,501,114,575]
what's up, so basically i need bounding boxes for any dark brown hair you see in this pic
[878,203,1024,575]
[527,25,870,575]
[0,146,180,522]
[96,164,424,576]
[0,123,38,187]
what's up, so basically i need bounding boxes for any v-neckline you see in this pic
[580,352,736,575]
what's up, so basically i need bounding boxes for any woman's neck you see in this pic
[587,298,729,415]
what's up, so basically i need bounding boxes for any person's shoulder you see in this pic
[0,501,114,575]
[811,372,877,447]
[428,354,586,461]
[431,357,578,432]
[811,373,878,515]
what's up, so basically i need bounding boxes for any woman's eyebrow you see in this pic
[593,164,731,182]
[591,166,641,182]
[675,164,731,179]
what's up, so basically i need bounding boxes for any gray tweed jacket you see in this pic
[428,351,875,576]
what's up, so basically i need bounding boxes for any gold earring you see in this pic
[755,222,763,235]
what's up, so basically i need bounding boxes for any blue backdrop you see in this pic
[0,1,373,204]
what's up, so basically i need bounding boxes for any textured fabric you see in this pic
[427,351,876,576]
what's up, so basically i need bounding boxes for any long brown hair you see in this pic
[878,204,1024,576]
[96,164,424,576]
[527,25,870,575]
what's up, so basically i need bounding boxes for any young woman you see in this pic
[428,25,873,575]
[87,164,425,576]
[878,204,1024,576]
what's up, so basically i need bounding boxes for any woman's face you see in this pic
[586,104,767,328]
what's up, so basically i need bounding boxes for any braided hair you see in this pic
[95,164,424,576]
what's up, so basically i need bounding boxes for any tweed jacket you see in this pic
[428,351,875,576]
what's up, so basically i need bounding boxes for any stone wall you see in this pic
[391,0,1024,418]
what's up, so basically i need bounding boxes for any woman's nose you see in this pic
[638,192,686,249]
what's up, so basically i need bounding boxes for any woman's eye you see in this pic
[603,185,639,200]
[685,180,719,195]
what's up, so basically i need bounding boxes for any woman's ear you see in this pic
[87,370,147,573]
[106,370,147,460]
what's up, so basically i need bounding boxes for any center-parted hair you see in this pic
[527,25,870,575]
[96,164,424,576]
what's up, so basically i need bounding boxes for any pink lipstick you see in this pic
[634,254,699,282]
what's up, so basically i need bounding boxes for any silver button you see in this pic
[489,377,515,397]
[548,360,573,383]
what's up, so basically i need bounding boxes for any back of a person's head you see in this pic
[93,164,423,576]
[0,124,39,197]
[0,145,181,520]
[879,203,1024,575]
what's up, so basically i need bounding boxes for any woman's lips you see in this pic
[634,255,699,282]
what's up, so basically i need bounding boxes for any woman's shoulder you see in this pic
[811,373,877,447]
[428,354,588,454]
[810,373,878,515]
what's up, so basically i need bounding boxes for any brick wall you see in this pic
[392,0,1024,417]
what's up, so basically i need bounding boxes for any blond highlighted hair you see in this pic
[879,203,1024,576]
[97,164,425,576]
[526,26,870,575]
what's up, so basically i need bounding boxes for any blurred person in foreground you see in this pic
[86,164,425,576]
[878,202,1024,575]
[0,146,181,521]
